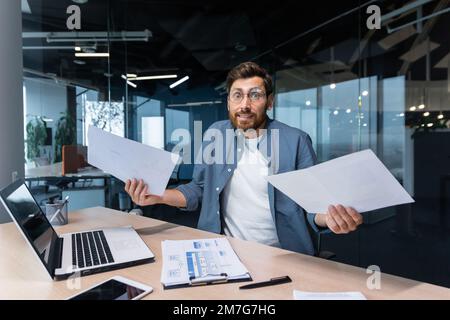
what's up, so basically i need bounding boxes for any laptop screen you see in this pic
[0,181,59,277]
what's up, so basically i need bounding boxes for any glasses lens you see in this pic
[230,91,242,103]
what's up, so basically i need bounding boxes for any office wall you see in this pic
[0,1,23,223]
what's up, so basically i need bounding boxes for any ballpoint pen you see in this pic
[239,276,292,290]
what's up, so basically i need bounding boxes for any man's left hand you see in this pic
[315,205,363,234]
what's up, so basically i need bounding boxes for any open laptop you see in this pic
[0,179,155,280]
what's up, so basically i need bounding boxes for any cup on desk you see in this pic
[45,199,69,225]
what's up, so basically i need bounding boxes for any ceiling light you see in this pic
[409,106,416,111]
[74,46,81,51]
[129,74,177,81]
[398,113,405,117]
[72,0,89,4]
[418,104,425,109]
[427,123,433,127]
[42,117,53,122]
[362,90,369,96]
[333,110,339,115]
[330,83,336,90]
[346,108,351,114]
[437,114,444,120]
[75,52,109,58]
[305,100,311,106]
[126,73,137,78]
[169,76,189,89]
[126,81,137,88]
[121,75,137,88]
[363,123,368,127]
[423,112,430,117]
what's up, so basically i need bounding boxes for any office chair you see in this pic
[316,229,337,260]
[307,221,336,260]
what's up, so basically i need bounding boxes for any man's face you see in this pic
[228,77,273,131]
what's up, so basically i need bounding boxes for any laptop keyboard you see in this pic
[71,230,114,268]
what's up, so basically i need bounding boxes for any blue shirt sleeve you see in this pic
[175,162,205,211]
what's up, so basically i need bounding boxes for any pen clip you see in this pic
[189,273,228,286]
[270,276,290,281]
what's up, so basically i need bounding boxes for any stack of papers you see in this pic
[266,149,414,214]
[87,126,179,196]
[293,290,367,300]
[161,238,251,288]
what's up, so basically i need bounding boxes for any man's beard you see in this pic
[229,106,268,131]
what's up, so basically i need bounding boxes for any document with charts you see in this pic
[87,125,179,196]
[161,238,251,288]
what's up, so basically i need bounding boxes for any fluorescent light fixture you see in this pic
[121,75,137,88]
[75,46,81,51]
[437,114,444,120]
[75,52,109,58]
[362,90,369,96]
[418,104,425,109]
[409,106,417,111]
[346,108,351,114]
[169,76,189,89]
[129,74,177,81]
[127,81,137,88]
[305,100,311,106]
[126,73,137,78]
[427,123,433,127]
[423,112,430,117]
[42,117,53,122]
[330,83,336,89]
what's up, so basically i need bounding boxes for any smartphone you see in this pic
[67,276,153,300]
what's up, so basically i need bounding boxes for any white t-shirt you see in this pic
[221,136,281,247]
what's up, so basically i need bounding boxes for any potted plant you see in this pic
[25,116,47,161]
[54,112,76,163]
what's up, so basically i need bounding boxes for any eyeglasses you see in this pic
[228,89,267,104]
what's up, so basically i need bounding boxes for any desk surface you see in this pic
[1,207,449,300]
[25,163,108,179]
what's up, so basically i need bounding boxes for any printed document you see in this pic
[87,126,179,196]
[294,290,367,300]
[161,238,250,287]
[266,149,414,214]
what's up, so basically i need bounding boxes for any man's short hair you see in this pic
[226,62,273,96]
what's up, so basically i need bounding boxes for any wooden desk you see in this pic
[25,163,108,180]
[0,207,449,300]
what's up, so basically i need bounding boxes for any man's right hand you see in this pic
[125,179,163,206]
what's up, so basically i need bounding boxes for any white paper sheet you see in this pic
[87,126,179,196]
[161,238,250,287]
[293,290,367,300]
[266,149,414,214]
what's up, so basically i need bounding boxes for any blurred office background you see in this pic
[0,0,449,287]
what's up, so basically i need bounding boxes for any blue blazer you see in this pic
[176,118,321,255]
